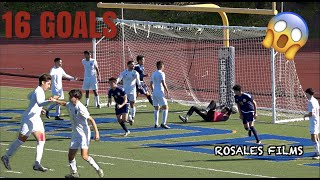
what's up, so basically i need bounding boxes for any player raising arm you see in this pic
[46,57,77,120]
[50,89,104,178]
[107,77,131,137]
[150,61,170,129]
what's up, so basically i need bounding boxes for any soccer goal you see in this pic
[93,18,307,124]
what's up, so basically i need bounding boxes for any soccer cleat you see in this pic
[129,119,134,126]
[85,104,88,108]
[45,110,50,119]
[97,105,101,109]
[256,140,262,144]
[161,124,170,129]
[96,168,104,178]
[1,155,11,170]
[33,163,48,172]
[154,124,160,128]
[65,172,80,178]
[179,115,187,123]
[55,116,64,120]
[123,130,131,137]
[312,156,320,160]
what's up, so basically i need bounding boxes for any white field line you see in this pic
[97,162,115,166]
[0,143,276,178]
[5,170,22,174]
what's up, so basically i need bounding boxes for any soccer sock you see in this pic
[47,103,56,112]
[95,96,100,106]
[162,109,168,125]
[69,159,78,173]
[314,141,320,155]
[86,156,100,171]
[130,107,136,119]
[249,126,260,141]
[120,122,129,132]
[6,139,24,157]
[35,141,45,164]
[86,98,89,106]
[154,110,159,125]
[147,95,153,105]
[55,104,61,116]
[245,127,252,136]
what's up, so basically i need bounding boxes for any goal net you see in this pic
[94,18,307,123]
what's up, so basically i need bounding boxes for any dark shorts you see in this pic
[115,104,129,115]
[242,112,255,124]
[136,82,148,95]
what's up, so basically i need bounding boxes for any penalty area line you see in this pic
[0,143,276,178]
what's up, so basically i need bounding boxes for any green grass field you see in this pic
[0,86,319,178]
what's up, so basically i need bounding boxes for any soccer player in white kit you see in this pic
[150,61,170,129]
[1,74,55,172]
[46,57,77,120]
[82,50,101,108]
[116,61,141,125]
[303,88,320,160]
[50,89,104,178]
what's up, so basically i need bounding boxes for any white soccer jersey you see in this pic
[22,86,51,122]
[150,70,166,93]
[50,66,73,92]
[82,58,98,78]
[66,101,91,138]
[308,96,320,134]
[117,69,141,94]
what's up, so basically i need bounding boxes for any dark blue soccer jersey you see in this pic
[108,87,126,105]
[234,92,255,113]
[134,65,145,81]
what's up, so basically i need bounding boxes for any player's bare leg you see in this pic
[1,133,28,170]
[32,131,48,172]
[93,90,101,109]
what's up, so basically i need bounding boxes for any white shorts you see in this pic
[310,120,319,134]
[52,88,64,99]
[152,92,167,107]
[127,93,136,102]
[70,134,90,149]
[19,120,45,136]
[82,77,98,90]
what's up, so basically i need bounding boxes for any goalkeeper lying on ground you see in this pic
[179,100,237,123]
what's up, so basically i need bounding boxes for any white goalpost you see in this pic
[93,2,308,123]
[93,18,307,124]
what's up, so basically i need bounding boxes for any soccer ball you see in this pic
[231,105,238,114]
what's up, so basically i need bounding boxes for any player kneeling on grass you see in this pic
[107,77,131,137]
[179,100,236,123]
[303,88,320,160]
[1,73,55,172]
[50,89,104,178]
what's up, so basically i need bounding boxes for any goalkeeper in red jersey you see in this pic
[178,100,236,123]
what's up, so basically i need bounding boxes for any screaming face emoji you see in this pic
[262,12,308,60]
